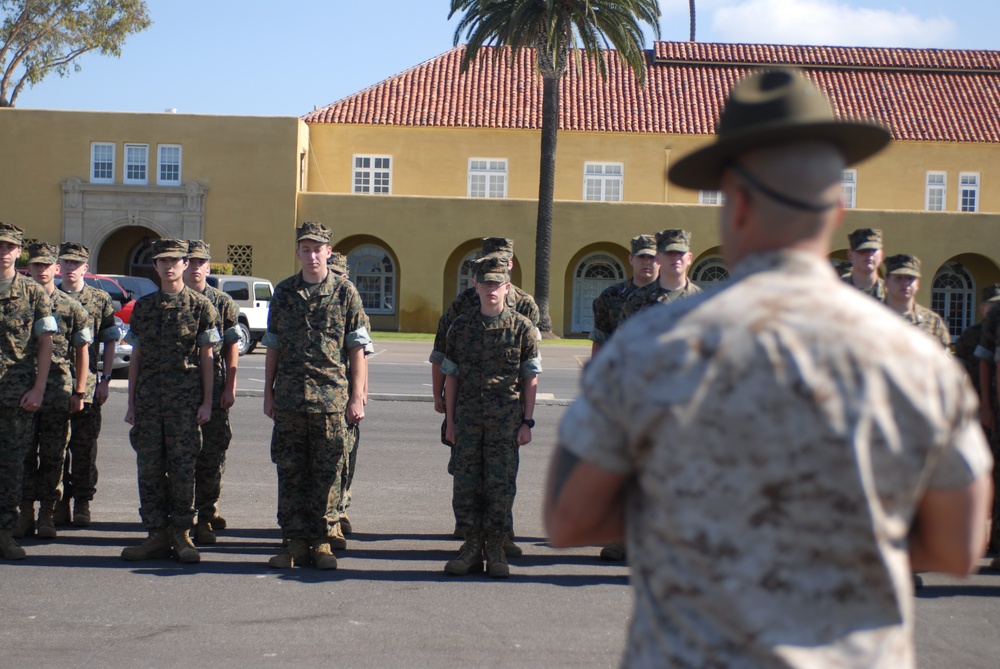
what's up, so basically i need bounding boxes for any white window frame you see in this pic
[691,255,730,288]
[90,142,115,184]
[457,250,478,296]
[157,144,182,186]
[347,244,396,314]
[698,190,723,205]
[124,143,149,185]
[583,162,624,202]
[841,169,857,209]
[468,158,508,198]
[353,155,392,194]
[959,172,980,213]
[925,171,946,211]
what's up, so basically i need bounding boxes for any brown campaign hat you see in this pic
[0,221,24,246]
[482,237,514,258]
[656,229,692,253]
[26,241,58,264]
[58,241,90,262]
[186,240,212,260]
[297,221,331,243]
[884,254,921,277]
[474,253,510,283]
[669,69,891,190]
[848,228,883,251]
[151,238,189,260]
[630,234,657,257]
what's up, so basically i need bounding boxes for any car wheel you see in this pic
[237,322,252,356]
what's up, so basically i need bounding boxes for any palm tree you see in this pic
[689,0,696,41]
[449,0,661,333]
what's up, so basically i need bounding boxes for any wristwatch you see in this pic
[100,374,113,383]
[521,418,535,428]
[72,390,86,398]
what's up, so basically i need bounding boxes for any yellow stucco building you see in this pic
[3,41,1000,337]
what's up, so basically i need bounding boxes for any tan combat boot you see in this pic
[311,539,338,570]
[170,526,201,564]
[53,498,71,526]
[206,513,227,530]
[502,534,522,558]
[268,538,310,569]
[194,519,217,545]
[600,542,626,561]
[328,521,347,550]
[12,503,34,539]
[72,499,91,527]
[37,500,58,539]
[485,533,510,579]
[0,530,27,560]
[444,532,484,575]
[121,529,171,561]
[339,513,352,535]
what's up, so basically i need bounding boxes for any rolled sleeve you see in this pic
[974,344,993,361]
[124,329,140,347]
[927,417,994,491]
[222,325,242,346]
[441,356,460,377]
[345,325,372,351]
[261,331,280,349]
[428,348,445,365]
[559,395,633,475]
[33,316,58,337]
[588,327,609,344]
[521,356,543,378]
[72,327,94,348]
[197,328,221,347]
[99,324,122,343]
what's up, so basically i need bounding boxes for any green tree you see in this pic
[0,0,151,107]
[449,0,660,333]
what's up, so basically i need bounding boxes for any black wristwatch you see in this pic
[100,374,113,383]
[521,418,535,428]
[72,390,86,398]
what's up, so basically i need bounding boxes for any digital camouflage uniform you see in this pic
[263,267,370,542]
[589,234,657,345]
[126,285,220,532]
[901,304,951,348]
[842,227,887,301]
[619,277,702,321]
[974,296,1000,551]
[841,274,887,301]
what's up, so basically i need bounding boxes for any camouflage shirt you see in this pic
[900,304,950,349]
[953,322,982,394]
[841,274,887,301]
[59,283,119,401]
[196,284,241,396]
[618,276,702,322]
[975,302,1000,363]
[561,250,991,669]
[42,288,93,411]
[263,271,371,414]
[430,284,539,364]
[125,288,221,417]
[0,273,56,408]
[589,278,642,344]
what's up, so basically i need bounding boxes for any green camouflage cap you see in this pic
[481,237,514,259]
[0,221,24,246]
[329,251,349,275]
[26,241,58,264]
[848,228,883,251]
[474,253,510,283]
[58,241,90,262]
[884,254,921,277]
[151,238,189,260]
[297,221,331,244]
[656,229,692,253]
[630,234,657,257]
[981,284,1000,302]
[186,240,211,260]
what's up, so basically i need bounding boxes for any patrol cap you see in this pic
[58,241,90,262]
[329,251,349,275]
[0,221,24,246]
[474,254,510,283]
[656,229,692,253]
[884,254,921,277]
[481,237,514,259]
[297,221,331,244]
[981,284,1000,303]
[186,240,211,260]
[26,241,58,265]
[848,228,883,251]
[630,234,657,257]
[151,238,189,260]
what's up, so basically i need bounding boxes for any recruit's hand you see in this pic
[517,424,532,446]
[433,396,446,414]
[20,388,44,413]
[982,402,996,432]
[346,396,364,425]
[124,404,135,425]
[197,403,212,425]
[69,395,84,414]
[96,379,111,406]
[444,421,456,446]
[263,395,274,420]
[220,388,236,410]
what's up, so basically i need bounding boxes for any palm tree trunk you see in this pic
[689,0,696,41]
[534,72,558,333]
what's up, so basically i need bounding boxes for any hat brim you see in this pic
[887,269,920,277]
[0,235,22,246]
[659,245,690,253]
[669,120,892,190]
[297,235,329,243]
[187,253,211,260]
[852,242,882,251]
[28,256,57,265]
[152,252,188,260]
[478,272,509,283]
[58,254,88,262]
[986,296,1000,303]
[632,249,656,257]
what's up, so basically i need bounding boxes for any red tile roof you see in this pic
[304,42,1000,143]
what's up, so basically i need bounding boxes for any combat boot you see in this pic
[444,532,484,575]
[121,529,171,561]
[72,499,91,527]
[340,512,352,535]
[53,498,70,526]
[600,542,626,561]
[206,513,227,530]
[311,539,338,570]
[170,526,201,564]
[12,503,34,539]
[194,519,217,545]
[485,533,510,579]
[328,521,347,550]
[502,534,522,558]
[0,530,26,560]
[268,538,310,569]
[37,500,57,539]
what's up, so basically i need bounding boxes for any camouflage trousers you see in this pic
[129,408,202,530]
[0,407,36,530]
[271,410,346,540]
[991,428,1000,552]
[195,406,232,520]
[451,405,522,536]
[449,424,520,536]
[324,422,359,530]
[21,410,71,502]
[64,401,102,502]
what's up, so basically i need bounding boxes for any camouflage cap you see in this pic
[474,253,510,283]
[0,221,24,246]
[481,237,514,258]
[151,238,189,260]
[297,221,331,244]
[630,234,657,257]
[26,241,58,265]
[186,240,211,260]
[656,229,692,253]
[848,228,883,251]
[982,284,1000,303]
[329,251,349,275]
[884,253,921,277]
[58,241,90,262]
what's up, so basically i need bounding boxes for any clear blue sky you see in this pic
[17,0,1000,117]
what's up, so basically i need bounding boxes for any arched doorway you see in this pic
[572,253,626,333]
[932,263,975,341]
[93,225,160,278]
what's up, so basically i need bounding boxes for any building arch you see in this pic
[563,243,629,335]
[438,239,525,310]
[91,223,162,277]
[334,235,400,331]
[691,251,729,288]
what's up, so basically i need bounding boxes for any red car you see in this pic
[20,268,136,323]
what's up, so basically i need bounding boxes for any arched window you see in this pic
[347,244,396,315]
[572,253,626,333]
[932,264,974,341]
[456,250,478,296]
[129,238,157,278]
[691,256,729,288]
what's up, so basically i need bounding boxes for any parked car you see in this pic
[80,274,135,324]
[205,275,274,355]
[103,274,158,302]
[96,315,132,378]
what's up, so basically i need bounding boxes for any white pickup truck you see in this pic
[206,275,274,355]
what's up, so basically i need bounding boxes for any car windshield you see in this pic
[116,276,158,299]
